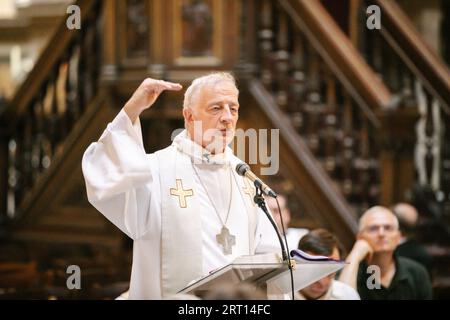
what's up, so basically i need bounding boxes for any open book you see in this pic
[290,249,343,263]
[233,250,342,264]
[263,249,345,298]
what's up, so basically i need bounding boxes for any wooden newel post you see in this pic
[0,134,7,218]
[100,0,118,82]
[377,108,420,206]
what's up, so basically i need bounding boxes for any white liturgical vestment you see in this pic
[82,109,280,299]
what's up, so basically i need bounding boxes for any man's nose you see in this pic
[220,105,233,123]
[378,227,386,236]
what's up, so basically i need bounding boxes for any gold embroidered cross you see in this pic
[243,178,256,205]
[170,179,193,208]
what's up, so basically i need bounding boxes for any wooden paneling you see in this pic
[117,0,150,68]
[377,107,419,205]
[170,0,239,69]
[111,0,240,79]
[12,227,122,248]
[101,0,118,80]
[0,136,6,216]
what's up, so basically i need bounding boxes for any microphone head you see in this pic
[235,162,250,176]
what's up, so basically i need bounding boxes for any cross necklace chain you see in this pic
[191,161,236,255]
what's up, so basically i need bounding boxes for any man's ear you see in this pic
[183,107,194,124]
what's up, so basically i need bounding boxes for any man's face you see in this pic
[358,210,400,253]
[184,81,239,154]
[300,247,340,299]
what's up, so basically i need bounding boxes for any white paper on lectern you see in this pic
[266,259,345,296]
[178,253,346,299]
[179,253,284,294]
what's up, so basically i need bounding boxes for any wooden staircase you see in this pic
[0,0,449,298]
[236,0,396,248]
[0,0,130,299]
[354,0,450,298]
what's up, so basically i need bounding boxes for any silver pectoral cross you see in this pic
[216,226,236,255]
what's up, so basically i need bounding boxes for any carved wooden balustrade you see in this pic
[5,0,446,239]
[0,0,102,220]
[238,0,392,220]
[355,0,450,235]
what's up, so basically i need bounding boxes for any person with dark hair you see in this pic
[392,203,433,274]
[296,228,360,300]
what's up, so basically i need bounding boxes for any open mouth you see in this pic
[220,129,231,136]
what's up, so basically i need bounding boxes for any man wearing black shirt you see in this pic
[339,206,432,299]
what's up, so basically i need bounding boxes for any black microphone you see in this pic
[236,162,288,261]
[236,162,294,298]
[235,163,277,198]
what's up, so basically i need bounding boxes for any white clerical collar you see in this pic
[173,129,233,165]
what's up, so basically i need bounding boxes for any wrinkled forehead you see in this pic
[199,80,238,100]
[360,209,398,229]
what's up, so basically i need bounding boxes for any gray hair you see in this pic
[183,72,238,110]
[358,206,399,232]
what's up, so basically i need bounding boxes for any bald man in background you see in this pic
[393,203,432,274]
[339,206,432,300]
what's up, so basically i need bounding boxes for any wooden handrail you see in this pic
[0,0,103,219]
[11,89,112,224]
[279,0,393,123]
[244,79,358,249]
[0,0,98,132]
[374,0,450,113]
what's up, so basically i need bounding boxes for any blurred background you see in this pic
[0,0,449,299]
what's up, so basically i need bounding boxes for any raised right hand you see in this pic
[124,78,182,123]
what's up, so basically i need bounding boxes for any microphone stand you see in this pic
[253,187,288,262]
[253,185,295,299]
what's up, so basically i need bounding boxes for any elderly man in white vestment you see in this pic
[82,73,281,299]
